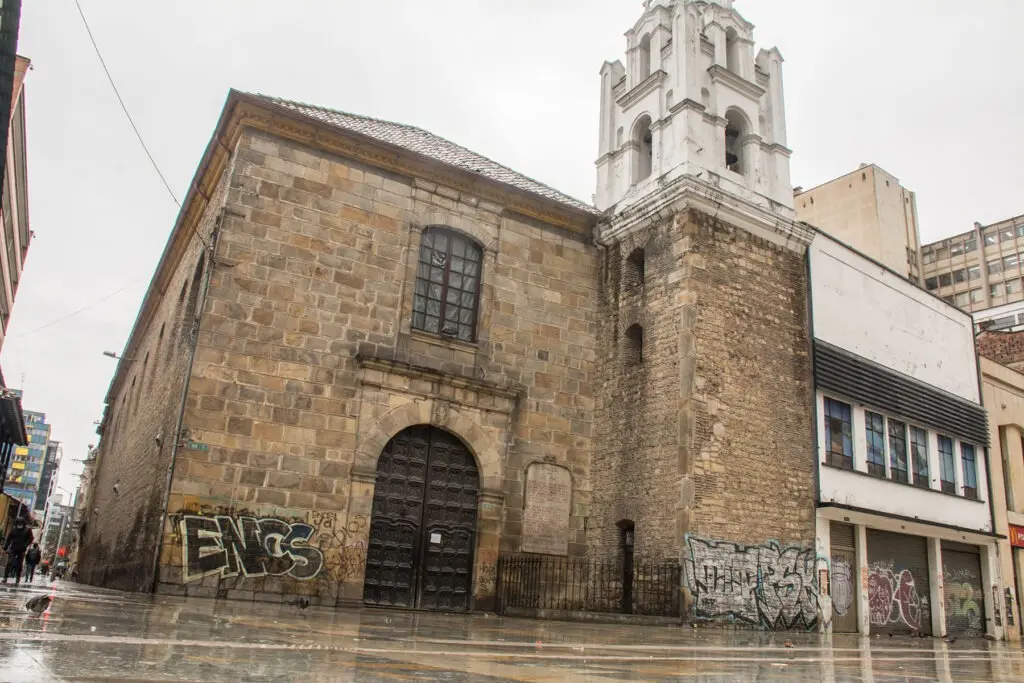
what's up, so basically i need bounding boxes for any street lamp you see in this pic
[102,351,134,361]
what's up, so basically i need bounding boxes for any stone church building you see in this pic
[80,0,820,626]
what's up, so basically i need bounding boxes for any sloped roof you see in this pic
[251,93,599,216]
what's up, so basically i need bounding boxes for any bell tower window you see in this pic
[632,115,653,184]
[724,109,747,175]
[725,27,741,73]
[638,34,652,80]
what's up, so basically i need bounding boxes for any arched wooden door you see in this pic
[362,425,480,611]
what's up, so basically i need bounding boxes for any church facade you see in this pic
[80,0,879,631]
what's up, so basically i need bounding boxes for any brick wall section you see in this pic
[592,209,815,565]
[78,164,232,592]
[977,330,1024,371]
[153,128,599,605]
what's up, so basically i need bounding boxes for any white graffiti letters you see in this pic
[684,536,820,630]
[180,515,324,582]
[867,564,928,631]
[830,557,854,616]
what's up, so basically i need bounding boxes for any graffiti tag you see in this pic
[944,567,983,636]
[684,536,820,630]
[867,564,927,631]
[830,557,854,617]
[180,515,324,582]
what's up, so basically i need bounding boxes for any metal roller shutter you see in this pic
[866,529,932,635]
[941,543,986,637]
[830,522,858,633]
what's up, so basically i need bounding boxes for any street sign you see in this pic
[1010,524,1024,549]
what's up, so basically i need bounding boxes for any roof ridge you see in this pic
[253,93,426,135]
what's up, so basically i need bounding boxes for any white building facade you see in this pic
[595,0,792,215]
[810,233,1003,638]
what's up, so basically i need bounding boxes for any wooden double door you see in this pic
[362,426,480,611]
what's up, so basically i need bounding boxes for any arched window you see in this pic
[725,27,741,73]
[413,227,483,342]
[724,109,748,174]
[624,248,645,291]
[185,256,205,319]
[625,324,643,364]
[632,115,653,184]
[638,34,652,80]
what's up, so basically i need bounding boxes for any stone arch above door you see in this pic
[354,400,503,492]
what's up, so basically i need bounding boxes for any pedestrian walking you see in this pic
[24,544,41,583]
[2,519,33,585]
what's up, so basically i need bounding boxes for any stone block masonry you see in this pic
[592,207,816,621]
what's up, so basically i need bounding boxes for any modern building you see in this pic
[978,355,1024,639]
[40,499,72,563]
[34,440,60,512]
[920,214,1024,313]
[5,400,51,511]
[795,164,922,283]
[0,53,30,350]
[810,231,1002,639]
[0,0,23,192]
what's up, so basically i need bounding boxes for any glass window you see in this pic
[939,273,952,287]
[1008,279,1022,295]
[910,426,929,487]
[988,259,1003,275]
[967,265,981,281]
[953,268,967,284]
[888,418,909,484]
[934,247,948,261]
[969,288,983,303]
[1017,224,1024,238]
[824,398,853,470]
[950,242,964,257]
[942,295,955,305]
[1005,253,1020,270]
[954,292,969,307]
[962,444,978,500]
[923,250,936,265]
[991,283,1005,298]
[412,227,483,343]
[1003,227,1016,242]
[865,412,887,478]
[938,436,956,494]
[965,239,977,253]
[925,277,938,291]
[984,229,998,246]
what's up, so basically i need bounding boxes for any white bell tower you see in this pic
[595,0,793,217]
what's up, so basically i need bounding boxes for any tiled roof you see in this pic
[251,93,599,216]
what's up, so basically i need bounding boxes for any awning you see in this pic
[0,388,27,446]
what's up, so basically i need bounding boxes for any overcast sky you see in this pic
[5,0,1024,499]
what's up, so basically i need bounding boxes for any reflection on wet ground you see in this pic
[0,581,1020,681]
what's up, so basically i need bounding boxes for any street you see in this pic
[0,582,1019,681]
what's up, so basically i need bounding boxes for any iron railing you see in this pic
[496,554,681,617]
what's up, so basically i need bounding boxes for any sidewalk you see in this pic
[0,580,1021,681]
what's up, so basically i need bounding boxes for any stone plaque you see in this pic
[521,463,572,555]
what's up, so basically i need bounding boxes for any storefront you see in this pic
[1011,524,1024,637]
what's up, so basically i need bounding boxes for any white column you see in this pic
[816,515,832,633]
[766,48,788,147]
[927,537,946,637]
[980,543,1002,639]
[856,524,870,635]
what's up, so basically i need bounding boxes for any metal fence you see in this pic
[496,554,681,617]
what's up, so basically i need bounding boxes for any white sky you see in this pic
[4,0,1024,498]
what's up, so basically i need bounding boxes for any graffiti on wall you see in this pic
[830,557,854,617]
[308,511,368,583]
[944,567,983,636]
[867,564,928,631]
[683,536,820,630]
[180,515,324,583]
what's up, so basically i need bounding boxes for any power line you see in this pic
[11,278,145,339]
[73,0,181,209]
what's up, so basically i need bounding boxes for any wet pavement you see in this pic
[0,581,1020,681]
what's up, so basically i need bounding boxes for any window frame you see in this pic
[411,227,484,343]
[909,426,929,487]
[888,418,909,484]
[865,411,887,478]
[961,443,979,500]
[938,435,956,494]
[824,398,853,471]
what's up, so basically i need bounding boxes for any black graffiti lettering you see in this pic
[180,516,227,582]
[180,515,325,583]
[215,516,267,578]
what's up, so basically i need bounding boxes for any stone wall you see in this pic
[977,329,1024,371]
[592,207,815,589]
[152,128,599,607]
[78,163,232,592]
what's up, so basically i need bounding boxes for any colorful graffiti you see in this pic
[180,515,324,582]
[830,557,854,617]
[684,536,820,630]
[944,568,983,636]
[867,564,928,631]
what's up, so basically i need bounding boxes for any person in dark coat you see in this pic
[3,519,34,585]
[24,543,41,583]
